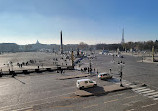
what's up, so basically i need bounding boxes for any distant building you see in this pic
[0,43,19,52]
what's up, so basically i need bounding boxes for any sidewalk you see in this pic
[75,84,131,97]
[57,74,90,80]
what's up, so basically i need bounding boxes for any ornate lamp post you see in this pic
[118,61,125,87]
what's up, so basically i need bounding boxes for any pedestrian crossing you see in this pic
[116,79,158,101]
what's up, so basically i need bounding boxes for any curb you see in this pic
[75,86,131,97]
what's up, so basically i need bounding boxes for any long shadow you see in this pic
[83,86,107,96]
[107,78,120,83]
[13,77,26,84]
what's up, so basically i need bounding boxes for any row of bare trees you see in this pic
[122,40,158,51]
[94,40,158,52]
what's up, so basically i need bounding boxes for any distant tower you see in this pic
[60,30,63,54]
[121,28,125,44]
[36,40,40,44]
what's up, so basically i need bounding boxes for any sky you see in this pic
[0,0,158,45]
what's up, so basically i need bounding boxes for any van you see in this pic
[76,79,97,90]
[98,72,112,80]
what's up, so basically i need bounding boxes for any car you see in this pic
[98,72,112,80]
[76,79,97,90]
[117,55,124,58]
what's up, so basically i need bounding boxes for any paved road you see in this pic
[0,53,158,111]
[0,52,72,71]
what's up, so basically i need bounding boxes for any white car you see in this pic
[98,72,112,80]
[76,79,97,90]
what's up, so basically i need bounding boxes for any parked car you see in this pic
[98,72,112,80]
[76,79,97,90]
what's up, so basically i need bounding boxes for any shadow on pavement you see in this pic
[13,77,26,84]
[83,86,107,96]
[107,78,120,83]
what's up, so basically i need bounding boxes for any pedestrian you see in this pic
[109,68,112,74]
[26,62,28,66]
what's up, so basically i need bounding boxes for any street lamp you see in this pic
[89,58,92,74]
[118,61,125,87]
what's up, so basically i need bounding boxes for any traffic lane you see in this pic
[49,90,151,111]
[0,73,120,110]
[0,72,78,109]
[91,54,158,88]
[122,57,158,88]
[0,90,76,111]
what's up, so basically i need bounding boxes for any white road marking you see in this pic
[129,85,137,88]
[148,94,158,98]
[132,87,146,91]
[126,108,135,111]
[141,90,155,94]
[123,95,138,99]
[153,98,158,100]
[141,103,157,108]
[104,99,119,104]
[135,88,150,93]
[16,106,33,111]
[144,91,158,96]
[83,104,98,109]
[125,83,129,85]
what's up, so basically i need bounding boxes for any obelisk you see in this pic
[60,30,63,54]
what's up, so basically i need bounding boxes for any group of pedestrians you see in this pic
[80,67,98,74]
[17,60,36,68]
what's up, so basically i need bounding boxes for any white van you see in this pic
[76,79,97,90]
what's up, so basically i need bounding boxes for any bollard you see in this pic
[109,68,111,74]
[35,69,40,73]
[46,68,51,71]
[0,72,2,77]
[10,71,16,77]
[23,70,29,74]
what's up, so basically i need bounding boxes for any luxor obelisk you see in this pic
[60,30,63,54]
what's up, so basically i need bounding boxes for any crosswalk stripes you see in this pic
[141,90,155,94]
[144,91,158,96]
[114,79,158,101]
[135,88,150,93]
[129,85,137,88]
[132,87,146,91]
[132,87,158,100]
[153,97,158,100]
[148,94,158,98]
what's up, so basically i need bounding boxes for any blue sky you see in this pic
[0,0,158,45]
